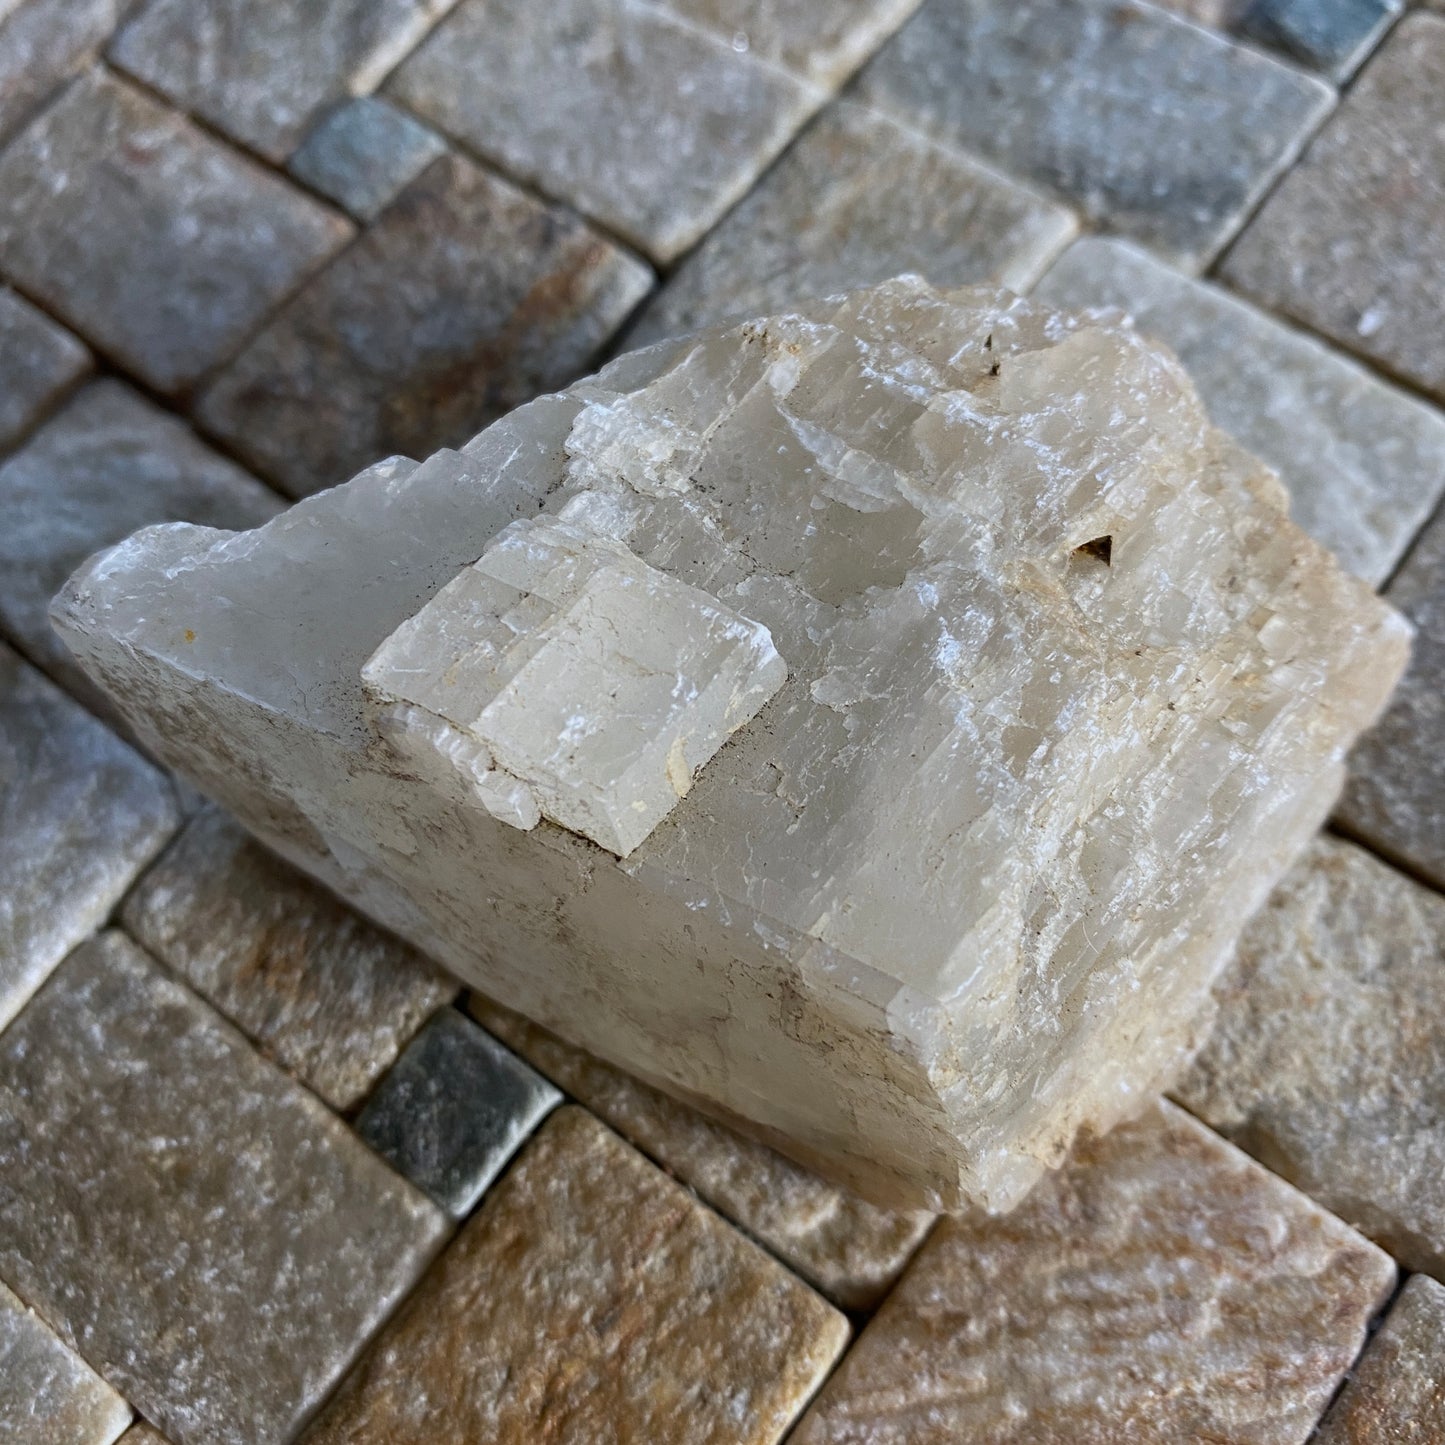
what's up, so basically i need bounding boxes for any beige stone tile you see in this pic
[792,1100,1394,1444]
[304,1105,850,1444]
[196,151,651,496]
[1177,835,1445,1278]
[0,69,351,395]
[386,0,821,261]
[1223,16,1445,402]
[628,98,1076,348]
[0,1280,131,1444]
[0,932,448,1445]
[1337,507,1445,890]
[123,807,456,1111]
[472,996,932,1311]
[1315,1273,1445,1444]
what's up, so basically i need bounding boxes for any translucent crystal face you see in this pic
[52,279,1410,1209]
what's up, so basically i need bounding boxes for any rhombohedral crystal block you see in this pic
[51,279,1410,1211]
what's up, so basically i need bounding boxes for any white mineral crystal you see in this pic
[52,279,1411,1211]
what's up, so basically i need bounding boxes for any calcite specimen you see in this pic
[52,278,1410,1211]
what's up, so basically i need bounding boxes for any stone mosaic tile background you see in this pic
[0,0,1441,1439]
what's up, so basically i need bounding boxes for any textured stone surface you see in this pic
[0,645,176,1033]
[109,0,453,162]
[386,0,822,261]
[1176,835,1445,1277]
[287,96,445,221]
[304,1106,850,1444]
[0,286,89,451]
[1315,1273,1445,1444]
[1223,16,1445,403]
[197,152,651,497]
[472,996,932,1310]
[0,70,351,394]
[357,1007,560,1216]
[1337,487,1445,889]
[854,0,1333,268]
[0,1279,131,1444]
[793,1101,1395,1445]
[629,99,1075,347]
[0,931,449,1445]
[55,280,1410,1212]
[0,379,281,703]
[665,0,921,85]
[118,1429,173,1445]
[123,806,456,1111]
[1034,237,1445,586]
[0,0,116,146]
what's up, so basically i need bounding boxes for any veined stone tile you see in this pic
[0,932,449,1445]
[1336,505,1444,887]
[1314,1273,1445,1444]
[628,99,1075,348]
[0,645,176,1034]
[472,997,933,1311]
[0,0,116,146]
[1176,835,1445,1276]
[123,807,456,1112]
[0,287,89,451]
[853,0,1334,269]
[1033,237,1445,586]
[197,152,651,497]
[0,379,282,705]
[792,1100,1394,1445]
[109,0,455,163]
[0,1280,131,1444]
[662,0,921,86]
[1223,16,1445,403]
[356,1007,560,1216]
[386,0,823,262]
[0,70,351,395]
[287,96,445,221]
[303,1106,850,1444]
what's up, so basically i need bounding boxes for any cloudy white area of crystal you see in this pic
[50,278,1410,1211]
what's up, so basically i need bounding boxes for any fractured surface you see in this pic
[54,279,1410,1210]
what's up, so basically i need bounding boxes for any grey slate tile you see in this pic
[0,69,352,395]
[356,1007,560,1216]
[1222,15,1445,403]
[197,151,652,497]
[853,0,1335,268]
[0,379,282,705]
[0,644,177,1034]
[0,286,89,452]
[629,98,1076,348]
[386,0,824,262]
[109,0,454,163]
[0,0,117,147]
[123,806,457,1112]
[1337,505,1445,890]
[1237,0,1400,81]
[0,931,449,1445]
[0,1279,131,1444]
[1033,237,1445,586]
[287,96,446,221]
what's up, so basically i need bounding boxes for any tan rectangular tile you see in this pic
[472,995,931,1311]
[793,1101,1394,1444]
[304,1105,849,1444]
[123,807,456,1110]
[0,932,448,1445]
